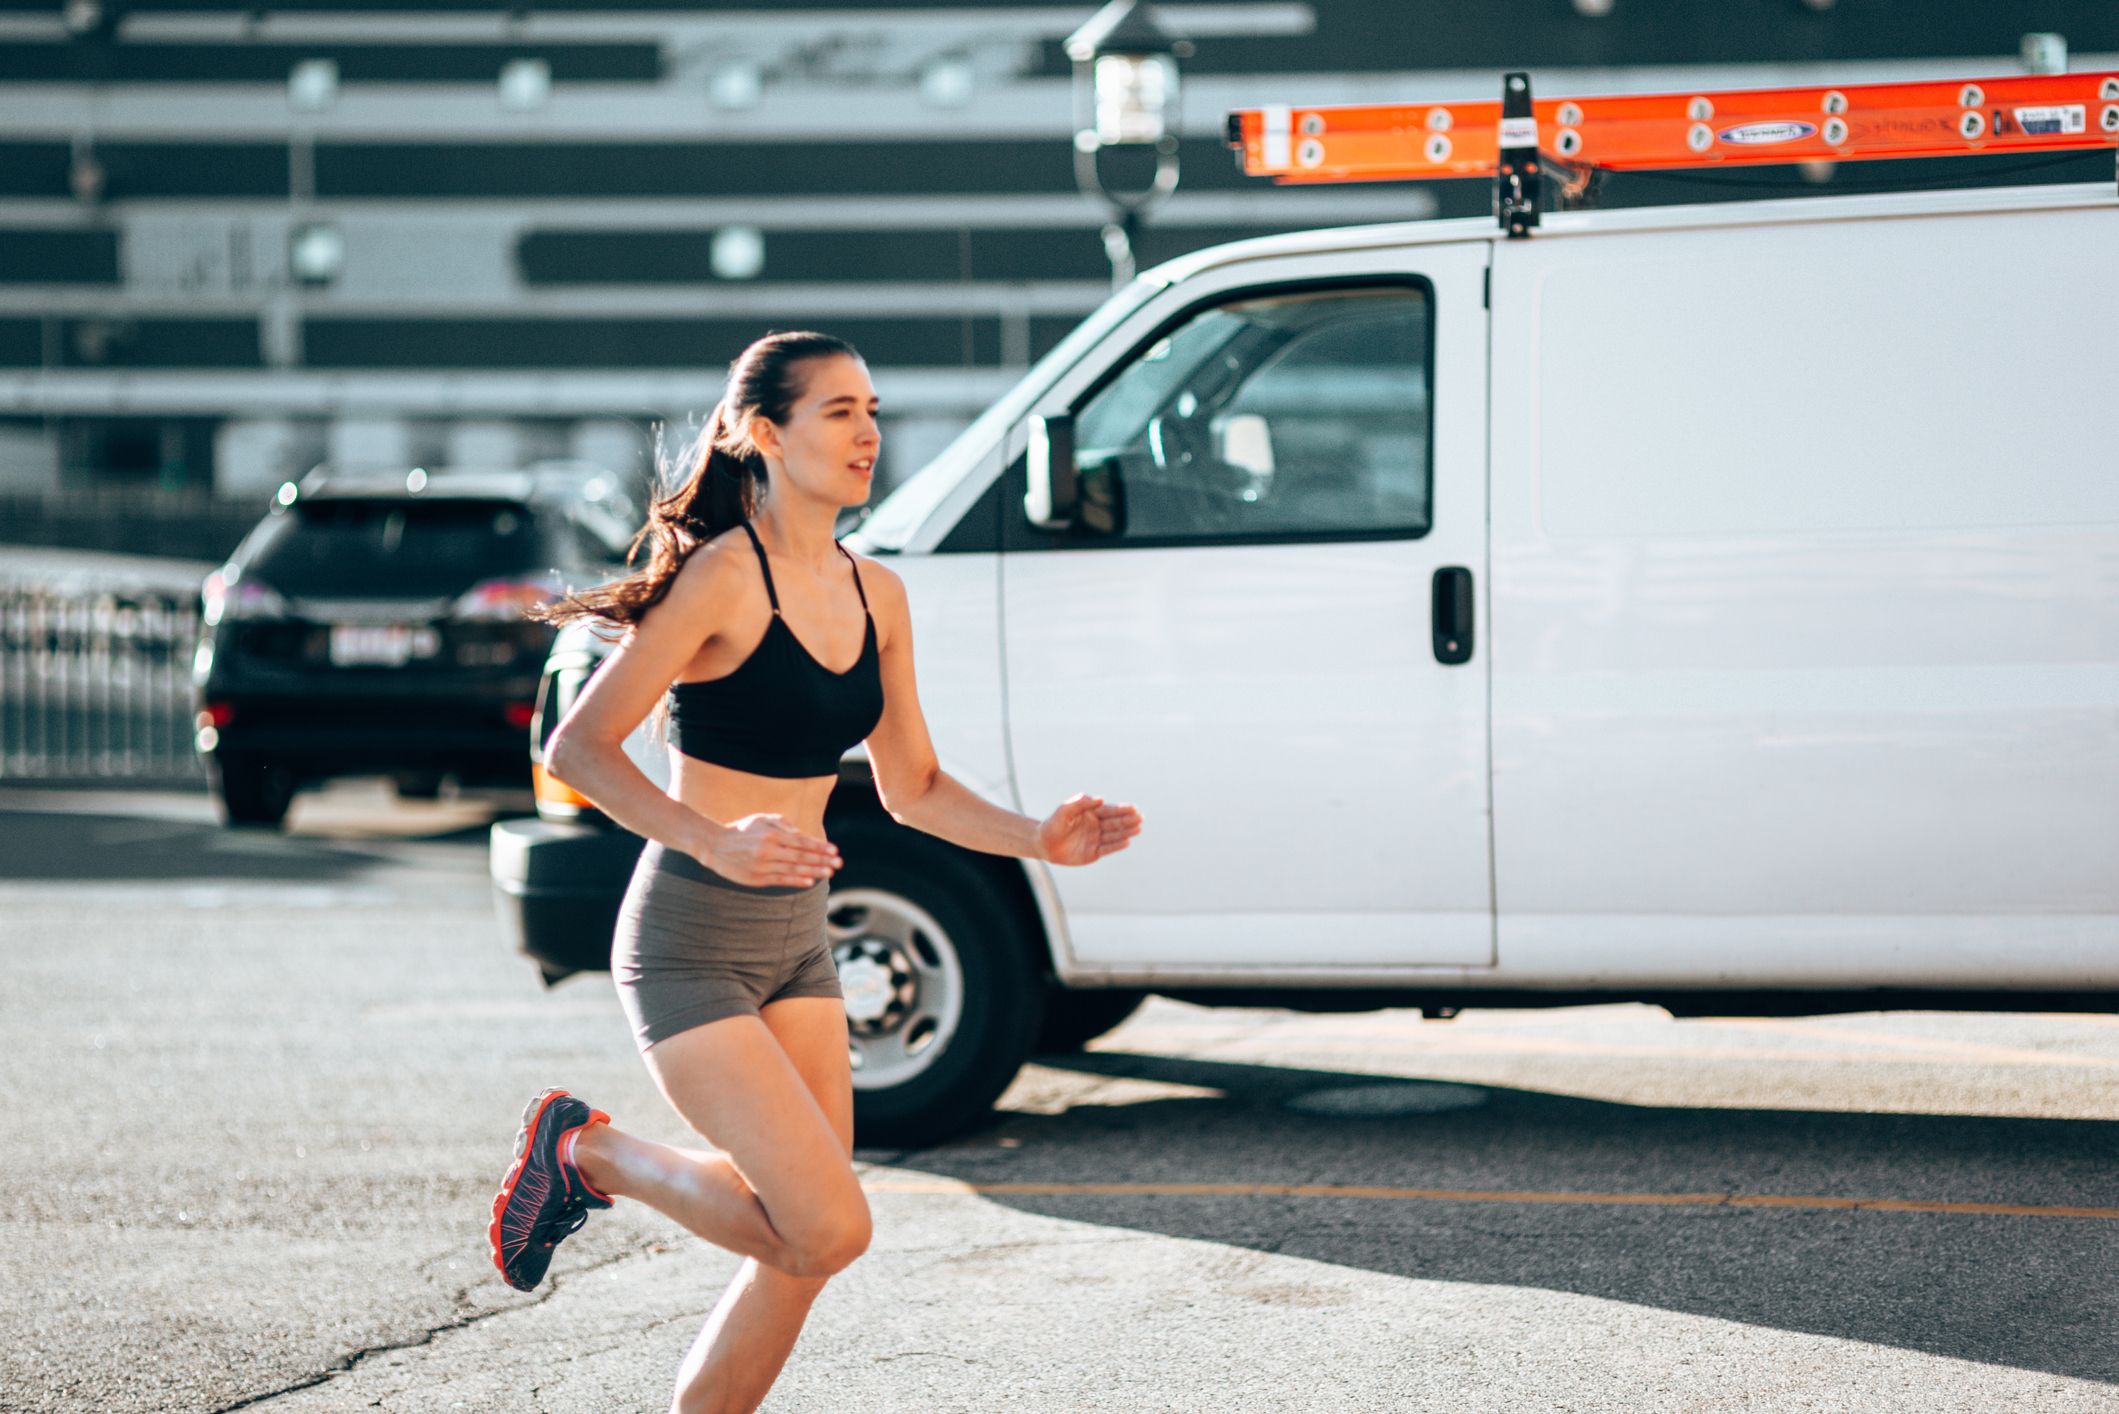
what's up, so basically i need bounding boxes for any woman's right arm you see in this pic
[543,540,839,888]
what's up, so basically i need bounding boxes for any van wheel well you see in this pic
[826,772,1053,978]
[834,787,1135,1052]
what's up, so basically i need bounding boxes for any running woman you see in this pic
[488,330,1143,1413]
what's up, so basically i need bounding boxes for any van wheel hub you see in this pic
[835,941,913,1031]
[828,888,966,1088]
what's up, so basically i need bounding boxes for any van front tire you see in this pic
[828,815,1044,1149]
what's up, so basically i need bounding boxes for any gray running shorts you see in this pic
[611,841,840,1052]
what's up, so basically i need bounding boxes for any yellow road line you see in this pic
[863,1178,2119,1221]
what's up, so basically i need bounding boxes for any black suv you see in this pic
[194,464,636,827]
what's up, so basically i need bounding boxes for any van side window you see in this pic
[1071,286,1431,542]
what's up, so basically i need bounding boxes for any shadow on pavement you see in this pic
[0,804,491,882]
[902,1049,2119,1385]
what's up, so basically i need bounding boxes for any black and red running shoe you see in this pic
[489,1088,613,1291]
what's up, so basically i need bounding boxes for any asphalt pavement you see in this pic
[4,783,2116,1413]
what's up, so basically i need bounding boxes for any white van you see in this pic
[493,177,2119,1145]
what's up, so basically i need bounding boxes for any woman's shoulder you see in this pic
[655,529,767,620]
[843,549,905,608]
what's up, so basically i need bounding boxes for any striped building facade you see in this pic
[2,0,2113,507]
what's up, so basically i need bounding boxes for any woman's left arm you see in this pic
[860,560,1141,866]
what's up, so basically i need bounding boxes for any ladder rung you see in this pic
[1230,71,2119,184]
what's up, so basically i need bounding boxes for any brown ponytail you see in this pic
[542,330,860,628]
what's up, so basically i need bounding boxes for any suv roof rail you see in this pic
[1227,68,2119,237]
[294,465,539,501]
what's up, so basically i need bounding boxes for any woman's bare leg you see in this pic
[570,1115,793,1271]
[667,997,862,1414]
[569,1001,864,1414]
[568,1007,862,1279]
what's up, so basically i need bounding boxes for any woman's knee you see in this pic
[776,1199,871,1278]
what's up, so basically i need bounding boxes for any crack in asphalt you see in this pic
[202,1151,1014,1411]
[208,1156,1325,1409]
[206,1241,662,1412]
[541,1303,705,1377]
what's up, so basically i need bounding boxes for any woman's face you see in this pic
[752,354,880,510]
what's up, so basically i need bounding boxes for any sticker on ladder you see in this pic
[1261,105,1291,170]
[2012,105,2086,136]
[1718,121,1818,146]
[1498,116,1538,149]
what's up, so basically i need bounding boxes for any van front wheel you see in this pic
[827,817,1044,1149]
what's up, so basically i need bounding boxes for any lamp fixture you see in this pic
[709,62,764,111]
[1064,1,1190,285]
[288,221,345,287]
[709,226,766,281]
[63,0,118,39]
[69,142,106,204]
[288,59,339,112]
[2021,33,2067,75]
[919,56,977,109]
[499,58,551,111]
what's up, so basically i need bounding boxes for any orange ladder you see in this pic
[1226,70,2119,235]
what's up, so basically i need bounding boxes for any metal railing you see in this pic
[0,491,259,564]
[0,582,203,781]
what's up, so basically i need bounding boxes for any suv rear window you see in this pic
[244,498,554,598]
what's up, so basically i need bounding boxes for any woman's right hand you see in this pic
[700,813,842,887]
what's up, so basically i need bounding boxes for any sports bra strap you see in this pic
[835,541,870,613]
[738,521,780,615]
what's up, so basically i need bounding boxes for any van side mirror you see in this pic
[1076,456,1125,537]
[1023,413,1077,530]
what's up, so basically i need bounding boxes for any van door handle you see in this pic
[1432,567,1473,666]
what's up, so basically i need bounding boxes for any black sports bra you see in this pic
[668,522,885,779]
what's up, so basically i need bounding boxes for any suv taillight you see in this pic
[201,569,288,625]
[452,572,563,621]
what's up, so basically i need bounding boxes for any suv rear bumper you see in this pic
[489,817,641,980]
[199,693,534,781]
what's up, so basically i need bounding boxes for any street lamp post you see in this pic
[1065,0,1191,286]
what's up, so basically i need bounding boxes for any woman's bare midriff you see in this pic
[671,752,840,847]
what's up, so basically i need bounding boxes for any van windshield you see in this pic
[853,275,1162,551]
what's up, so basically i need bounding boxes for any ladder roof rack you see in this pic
[1226,69,2119,237]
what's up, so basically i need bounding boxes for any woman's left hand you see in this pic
[1038,794,1143,867]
